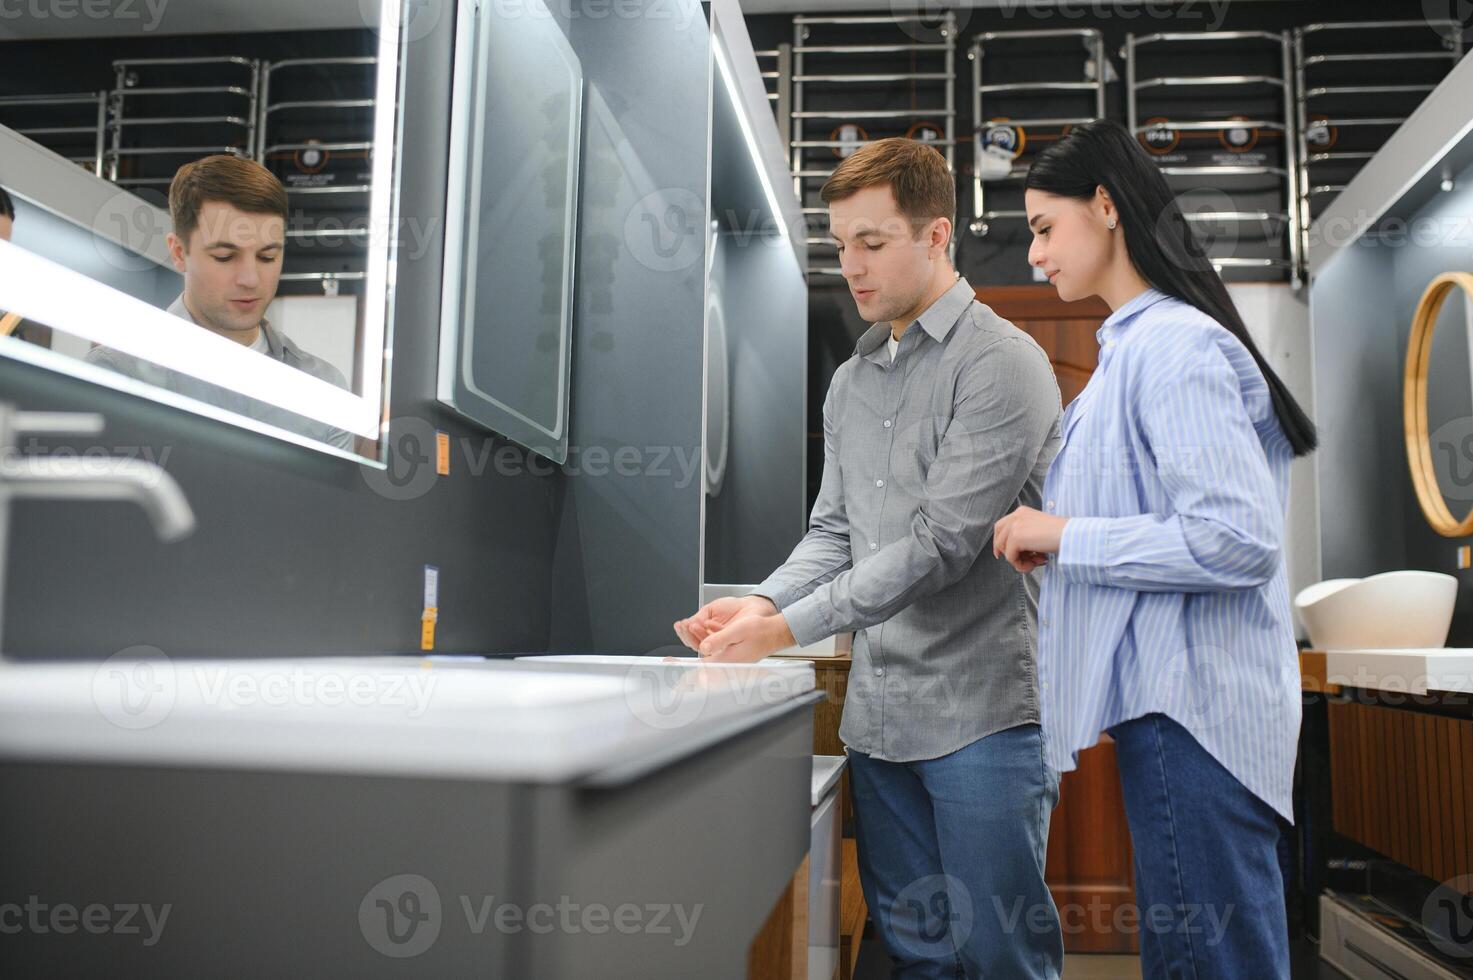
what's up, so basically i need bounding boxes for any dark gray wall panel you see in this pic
[548,4,712,654]
[1312,239,1406,583]
[703,230,807,584]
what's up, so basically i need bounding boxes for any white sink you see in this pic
[516,653,816,705]
[0,659,662,782]
[0,655,820,783]
[1294,570,1458,650]
[524,653,800,668]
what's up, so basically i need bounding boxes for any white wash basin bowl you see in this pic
[1294,570,1458,650]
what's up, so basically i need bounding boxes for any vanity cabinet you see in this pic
[0,658,820,978]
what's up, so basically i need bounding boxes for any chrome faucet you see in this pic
[0,402,195,655]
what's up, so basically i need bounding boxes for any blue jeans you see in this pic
[1111,713,1291,980]
[848,723,1063,979]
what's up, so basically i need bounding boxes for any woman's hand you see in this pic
[993,506,1069,574]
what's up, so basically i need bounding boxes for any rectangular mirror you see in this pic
[437,0,582,464]
[0,0,405,463]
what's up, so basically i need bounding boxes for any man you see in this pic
[674,139,1064,978]
[86,155,352,451]
[0,184,13,243]
[0,184,55,349]
[1,185,19,338]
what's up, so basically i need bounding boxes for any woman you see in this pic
[992,120,1316,979]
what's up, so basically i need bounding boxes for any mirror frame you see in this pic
[435,0,582,464]
[0,0,407,465]
[1404,270,1473,537]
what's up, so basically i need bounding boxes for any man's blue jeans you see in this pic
[847,723,1063,979]
[1111,712,1291,979]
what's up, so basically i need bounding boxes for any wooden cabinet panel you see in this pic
[1044,739,1139,953]
[1051,362,1093,407]
[978,285,1139,952]
[747,869,800,979]
[1013,319,1101,376]
[1328,699,1473,891]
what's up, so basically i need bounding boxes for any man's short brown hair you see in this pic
[819,137,956,238]
[169,154,290,246]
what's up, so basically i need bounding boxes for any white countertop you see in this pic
[812,753,845,807]
[0,655,819,784]
[1320,648,1473,696]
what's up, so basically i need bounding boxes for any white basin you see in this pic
[0,659,679,782]
[516,653,816,701]
[525,653,798,668]
[0,652,823,784]
[1294,570,1458,650]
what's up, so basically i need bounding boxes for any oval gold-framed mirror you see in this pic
[1404,271,1473,537]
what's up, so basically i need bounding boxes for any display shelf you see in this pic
[790,12,956,278]
[1293,19,1465,270]
[1125,30,1300,285]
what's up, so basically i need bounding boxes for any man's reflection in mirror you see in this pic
[0,185,16,338]
[86,156,353,451]
[0,184,53,349]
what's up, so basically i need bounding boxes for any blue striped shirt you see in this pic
[1037,287,1301,822]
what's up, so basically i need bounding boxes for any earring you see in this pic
[1107,218,1118,230]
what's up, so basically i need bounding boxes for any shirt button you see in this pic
[1046,499,1055,510]
[1040,617,1050,627]
[882,419,892,428]
[869,542,878,551]
[874,668,884,676]
[875,479,885,488]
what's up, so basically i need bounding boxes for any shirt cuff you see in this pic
[779,592,833,649]
[1057,516,1113,587]
[749,582,797,612]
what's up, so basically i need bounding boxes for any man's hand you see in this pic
[673,595,777,652]
[993,506,1069,574]
[698,611,797,664]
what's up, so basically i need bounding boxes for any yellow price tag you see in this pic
[436,431,451,476]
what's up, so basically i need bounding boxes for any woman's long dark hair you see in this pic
[1025,120,1317,456]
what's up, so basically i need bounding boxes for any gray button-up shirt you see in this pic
[86,294,354,451]
[755,276,1062,762]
